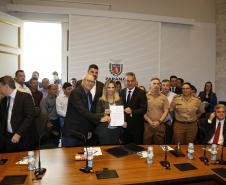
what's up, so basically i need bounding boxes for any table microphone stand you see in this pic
[217,145,226,165]
[70,131,93,173]
[160,145,171,170]
[199,144,209,165]
[34,134,47,180]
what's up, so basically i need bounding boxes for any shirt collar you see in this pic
[9,89,17,98]
[127,87,135,94]
[216,118,225,124]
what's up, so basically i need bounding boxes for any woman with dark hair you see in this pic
[170,82,205,144]
[198,81,217,115]
[95,80,126,145]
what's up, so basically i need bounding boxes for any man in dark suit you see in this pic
[76,64,104,111]
[170,75,182,94]
[198,104,226,146]
[0,76,35,153]
[62,74,109,147]
[120,72,147,144]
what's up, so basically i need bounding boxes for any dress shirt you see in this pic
[90,80,96,101]
[209,118,225,145]
[7,89,17,133]
[166,91,176,104]
[15,81,31,95]
[40,88,48,98]
[163,91,176,123]
[56,94,69,117]
[40,95,58,120]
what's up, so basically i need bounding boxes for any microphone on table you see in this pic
[217,144,226,165]
[70,131,93,173]
[160,128,170,169]
[199,144,209,165]
[34,133,47,180]
[160,145,171,169]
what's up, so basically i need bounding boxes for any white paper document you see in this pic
[109,105,124,126]
[160,145,174,151]
[84,147,102,156]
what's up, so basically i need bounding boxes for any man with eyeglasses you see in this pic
[76,64,104,111]
[120,72,147,144]
[62,74,109,147]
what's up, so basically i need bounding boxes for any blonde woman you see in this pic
[95,80,125,145]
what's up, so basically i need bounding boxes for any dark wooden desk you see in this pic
[0,145,225,185]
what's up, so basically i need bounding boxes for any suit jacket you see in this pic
[120,87,147,134]
[0,91,35,149]
[63,85,101,138]
[76,80,104,111]
[175,87,182,95]
[198,118,226,146]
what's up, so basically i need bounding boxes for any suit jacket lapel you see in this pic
[1,97,8,132]
[80,86,89,110]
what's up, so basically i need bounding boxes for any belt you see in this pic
[176,120,195,124]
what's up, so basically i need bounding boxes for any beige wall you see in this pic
[216,0,226,101]
[0,0,215,23]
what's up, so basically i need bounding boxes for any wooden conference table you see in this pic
[0,145,225,185]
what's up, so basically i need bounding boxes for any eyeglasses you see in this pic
[84,79,95,84]
[126,80,135,84]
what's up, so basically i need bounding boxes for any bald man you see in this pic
[62,74,109,147]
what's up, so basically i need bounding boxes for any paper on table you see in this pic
[109,105,124,127]
[160,145,174,151]
[84,147,102,156]
[16,156,28,164]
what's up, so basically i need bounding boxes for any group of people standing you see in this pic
[0,64,225,153]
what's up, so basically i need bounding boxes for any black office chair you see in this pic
[196,118,209,144]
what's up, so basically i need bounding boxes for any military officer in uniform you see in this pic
[170,82,205,144]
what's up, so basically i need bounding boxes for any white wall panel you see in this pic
[160,22,215,93]
[69,15,160,89]
[68,14,215,92]
[0,51,20,77]
[0,20,20,48]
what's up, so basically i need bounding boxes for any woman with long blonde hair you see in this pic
[95,80,125,145]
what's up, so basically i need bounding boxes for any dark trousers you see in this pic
[62,137,85,147]
[1,132,31,153]
[122,128,144,145]
[95,125,123,145]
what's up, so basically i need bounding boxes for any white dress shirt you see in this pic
[166,91,176,104]
[7,89,17,133]
[209,118,225,145]
[163,91,176,123]
[56,94,69,117]
[90,81,97,101]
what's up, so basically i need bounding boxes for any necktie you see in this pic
[213,122,221,144]
[127,90,131,104]
[87,92,92,111]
